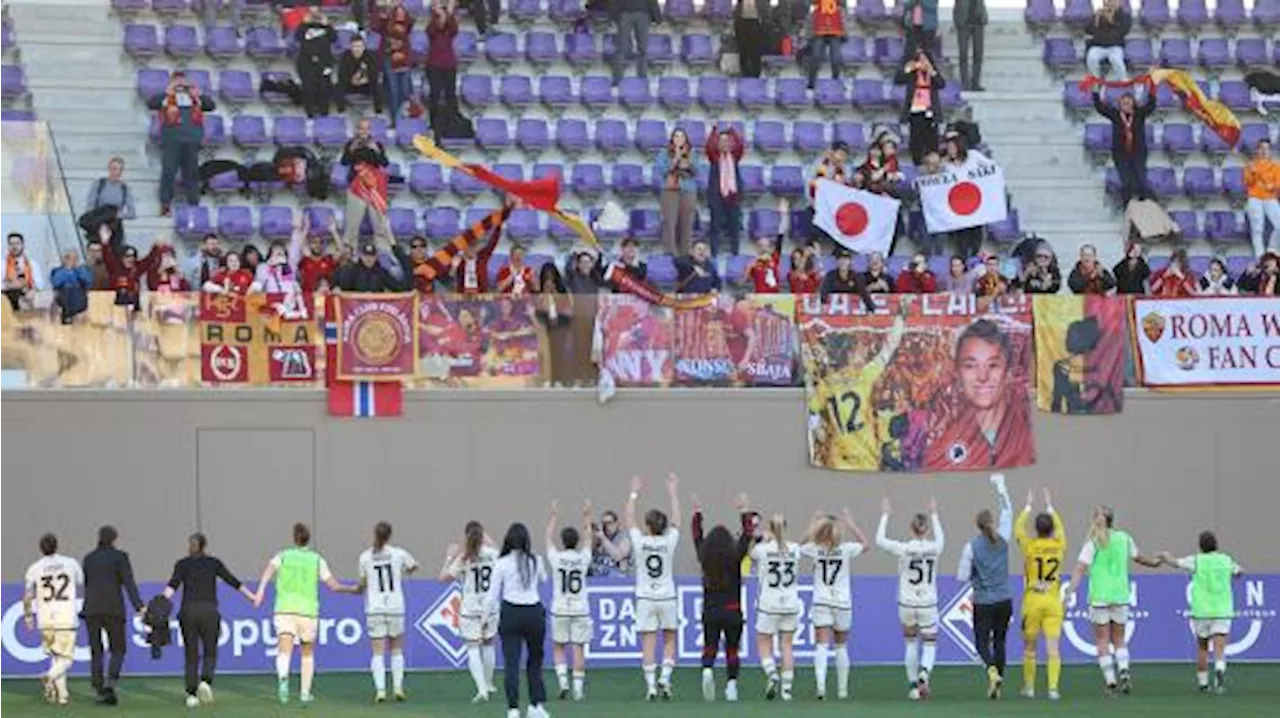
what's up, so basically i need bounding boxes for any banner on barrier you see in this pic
[1131,297,1280,389]
[417,295,543,387]
[199,292,318,385]
[1033,295,1127,414]
[799,294,1035,473]
[2,575,1277,676]
[333,294,418,381]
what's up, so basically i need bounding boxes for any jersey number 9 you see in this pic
[645,555,664,580]
[40,574,70,602]
[907,557,935,586]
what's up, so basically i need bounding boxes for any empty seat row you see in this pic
[1027,0,1277,33]
[1,64,25,98]
[1083,121,1275,156]
[1063,79,1261,114]
[1102,164,1260,203]
[1043,35,1278,72]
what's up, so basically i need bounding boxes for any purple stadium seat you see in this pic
[548,0,581,23]
[1124,38,1154,69]
[408,29,428,63]
[1140,0,1172,31]
[1216,80,1251,111]
[112,0,149,10]
[855,0,891,26]
[330,164,350,193]
[580,75,613,109]
[1147,167,1178,200]
[873,36,904,68]
[839,37,868,68]
[571,164,606,195]
[475,118,510,149]
[646,34,675,66]
[594,119,630,154]
[124,24,161,59]
[1206,211,1246,244]
[217,69,254,103]
[1062,0,1095,28]
[217,206,254,241]
[451,167,486,196]
[174,205,211,241]
[619,77,653,110]
[939,83,963,111]
[793,121,827,153]
[386,208,416,240]
[681,34,715,67]
[674,120,705,148]
[245,26,284,60]
[205,26,241,59]
[646,254,677,285]
[501,76,535,107]
[555,119,589,153]
[698,76,731,110]
[1178,0,1210,30]
[1234,37,1267,66]
[1025,0,1057,28]
[753,121,787,153]
[460,74,493,108]
[1241,124,1274,153]
[507,209,541,242]
[272,116,307,146]
[658,77,692,111]
[259,207,294,240]
[1167,211,1204,240]
[1162,123,1196,156]
[749,209,782,239]
[151,0,189,14]
[539,75,574,109]
[183,69,212,96]
[987,210,1022,244]
[1197,37,1230,70]
[1043,38,1079,72]
[526,31,557,64]
[395,118,427,149]
[455,31,478,62]
[1182,166,1216,199]
[701,0,733,22]
[739,165,766,196]
[564,33,596,67]
[516,119,550,153]
[232,114,267,147]
[1211,0,1246,29]
[769,165,805,196]
[510,0,542,22]
[493,164,524,184]
[1084,123,1111,153]
[409,163,444,196]
[830,122,864,152]
[635,119,668,152]
[1201,126,1233,154]
[202,115,226,147]
[207,169,242,194]
[1221,166,1245,199]
[775,78,809,110]
[424,208,460,240]
[852,79,888,110]
[137,69,169,100]
[1,20,11,52]
[1155,82,1181,110]
[737,78,769,111]
[486,32,519,63]
[665,0,695,22]
[312,116,348,148]
[813,78,846,110]
[612,164,647,195]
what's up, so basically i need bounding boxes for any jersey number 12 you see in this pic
[826,391,864,434]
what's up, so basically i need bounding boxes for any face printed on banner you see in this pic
[956,329,1009,411]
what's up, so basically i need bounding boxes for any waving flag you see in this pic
[1079,71,1241,148]
[812,180,900,255]
[918,158,1009,234]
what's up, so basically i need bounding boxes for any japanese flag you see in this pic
[920,161,1009,234]
[813,180,901,255]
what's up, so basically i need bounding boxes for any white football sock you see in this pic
[572,670,585,696]
[390,651,405,693]
[370,654,386,692]
[660,659,675,686]
[781,669,794,691]
[556,663,569,690]
[1099,654,1117,685]
[921,640,937,675]
[834,643,851,696]
[643,664,657,692]
[482,644,497,689]
[276,651,291,680]
[904,639,919,683]
[1197,670,1209,687]
[761,656,777,681]
[1215,658,1226,673]
[1115,647,1131,671]
[814,643,830,694]
[467,646,488,693]
[300,653,315,696]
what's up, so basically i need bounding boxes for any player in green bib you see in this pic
[1064,507,1161,696]
[253,523,352,705]
[1158,531,1243,694]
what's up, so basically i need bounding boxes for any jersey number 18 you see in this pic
[471,566,492,593]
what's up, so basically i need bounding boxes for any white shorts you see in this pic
[274,614,318,644]
[1193,618,1231,639]
[41,629,76,659]
[898,605,939,633]
[755,610,800,635]
[811,605,852,633]
[366,614,405,639]
[552,615,593,645]
[1088,604,1130,626]
[635,598,678,633]
[460,612,498,643]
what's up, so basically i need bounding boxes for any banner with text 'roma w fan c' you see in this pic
[799,293,1035,473]
[1130,297,1280,389]
[333,294,418,381]
[1033,295,1127,414]
[416,294,543,387]
[198,292,318,385]
[918,157,1009,234]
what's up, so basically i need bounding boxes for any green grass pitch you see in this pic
[2,664,1272,717]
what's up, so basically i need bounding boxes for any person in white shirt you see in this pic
[800,508,869,701]
[484,522,550,718]
[876,496,945,701]
[439,521,500,703]
[625,472,682,700]
[750,513,802,701]
[545,499,594,701]
[23,533,84,706]
[350,522,418,703]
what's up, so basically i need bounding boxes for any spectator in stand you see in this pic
[1197,258,1238,295]
[102,241,165,308]
[198,0,241,33]
[372,0,415,125]
[86,240,111,290]
[745,236,781,293]
[1018,240,1062,294]
[940,255,974,294]
[250,216,305,294]
[149,249,192,293]
[897,49,945,165]
[916,151,946,255]
[336,241,407,292]
[611,0,662,86]
[806,0,847,89]
[564,248,605,294]
[3,233,42,311]
[1067,244,1117,295]
[299,220,341,293]
[294,8,337,118]
[806,141,853,245]
[862,251,895,293]
[974,253,1009,298]
[451,204,505,294]
[902,0,939,59]
[656,128,702,257]
[147,72,215,216]
[675,241,721,294]
[534,263,576,386]
[341,119,394,251]
[706,124,745,256]
[497,245,537,296]
[820,248,875,311]
[1093,85,1155,205]
[589,510,632,577]
[241,245,262,276]
[896,252,938,293]
[1237,251,1278,296]
[788,247,821,293]
[733,0,767,80]
[953,0,986,91]
[942,132,985,257]
[857,131,905,196]
[201,251,253,295]
[608,238,647,292]
[1244,139,1280,258]
[468,0,501,35]
[50,251,95,324]
[336,35,383,114]
[405,236,436,293]
[185,233,223,289]
[1150,248,1197,298]
[80,157,135,245]
[425,0,461,131]
[1084,0,1130,86]
[1112,240,1150,294]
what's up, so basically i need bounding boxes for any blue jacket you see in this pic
[903,0,939,32]
[674,256,721,294]
[50,265,95,319]
[655,149,704,195]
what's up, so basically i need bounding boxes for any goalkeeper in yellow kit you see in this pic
[1015,487,1066,700]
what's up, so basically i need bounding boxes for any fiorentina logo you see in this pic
[415,587,467,667]
[1141,311,1166,343]
[939,585,979,661]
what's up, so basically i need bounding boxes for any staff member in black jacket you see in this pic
[161,533,256,708]
[691,492,757,702]
[82,525,144,705]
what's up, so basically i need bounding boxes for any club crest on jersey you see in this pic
[947,441,969,464]
[414,587,467,667]
[938,585,979,660]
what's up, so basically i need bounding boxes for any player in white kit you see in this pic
[876,496,945,700]
[545,499,595,701]
[625,473,682,700]
[750,513,802,701]
[352,522,418,703]
[800,508,868,700]
[440,520,500,703]
[23,533,84,706]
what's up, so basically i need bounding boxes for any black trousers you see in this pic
[905,28,939,60]
[470,0,501,34]
[953,226,983,258]
[972,599,1013,676]
[956,24,984,89]
[179,604,221,695]
[499,602,547,709]
[1114,150,1154,204]
[701,605,744,679]
[907,112,938,165]
[84,614,127,692]
[734,18,763,79]
[297,56,332,118]
[160,138,201,206]
[426,67,459,127]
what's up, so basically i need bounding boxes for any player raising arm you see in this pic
[254,523,351,706]
[626,473,682,700]
[800,508,868,700]
[546,499,594,701]
[1064,507,1162,697]
[1014,487,1066,701]
[439,521,500,703]
[751,510,802,701]
[1157,531,1244,694]
[350,522,418,703]
[23,533,84,706]
[877,496,944,701]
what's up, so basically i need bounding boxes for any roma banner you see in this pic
[1033,295,1127,414]
[198,292,318,385]
[918,157,1009,234]
[1130,297,1280,389]
[799,293,1035,473]
[417,294,543,387]
[333,293,418,381]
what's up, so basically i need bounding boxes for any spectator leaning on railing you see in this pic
[50,251,95,324]
[820,248,877,312]
[1018,241,1062,294]
[1067,244,1117,295]
[202,251,253,295]
[706,123,746,257]
[335,241,408,293]
[896,253,938,293]
[788,246,821,293]
[496,245,537,296]
[185,233,223,289]
[1197,258,1238,296]
[1238,251,1279,296]
[1244,138,1280,258]
[675,240,722,294]
[1149,248,1197,298]
[86,240,111,291]
[299,220,342,293]
[1084,0,1131,86]
[974,253,1009,298]
[147,72,215,216]
[565,246,606,294]
[149,248,192,294]
[862,251,895,293]
[608,238,647,292]
[939,255,975,294]
[1112,240,1150,294]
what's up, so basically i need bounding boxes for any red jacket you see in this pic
[496,264,536,296]
[746,251,781,293]
[896,269,937,294]
[102,243,164,296]
[299,254,338,293]
[208,268,254,295]
[788,270,821,294]
[1150,267,1197,298]
[812,0,846,37]
[452,221,502,294]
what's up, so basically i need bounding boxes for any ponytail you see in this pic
[768,514,787,551]
[976,509,997,545]
[464,521,484,562]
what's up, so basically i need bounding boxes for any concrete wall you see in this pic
[2,390,1277,583]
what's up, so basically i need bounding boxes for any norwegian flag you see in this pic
[325,298,403,419]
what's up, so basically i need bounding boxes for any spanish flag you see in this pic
[1079,70,1241,148]
[1032,295,1128,415]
